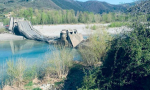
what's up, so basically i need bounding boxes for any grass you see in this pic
[54,79,65,86]
[109,22,129,27]
[85,25,89,29]
[24,81,34,90]
[90,25,98,30]
[7,58,26,87]
[25,81,33,87]
[0,28,7,33]
[45,46,74,79]
[32,88,42,90]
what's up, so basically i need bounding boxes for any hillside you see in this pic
[128,1,150,14]
[0,0,60,9]
[78,1,127,13]
[0,0,61,12]
[0,0,133,14]
[51,0,84,11]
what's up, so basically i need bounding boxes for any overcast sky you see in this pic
[76,0,135,4]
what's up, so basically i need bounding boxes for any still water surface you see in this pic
[0,40,81,63]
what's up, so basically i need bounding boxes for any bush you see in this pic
[100,24,149,89]
[79,70,97,90]
[33,88,42,90]
[85,25,89,29]
[3,18,10,25]
[0,28,7,33]
[24,81,34,90]
[46,46,73,79]
[7,58,26,87]
[24,65,37,81]
[109,22,129,27]
[24,81,33,87]
[79,23,150,90]
[79,29,112,66]
[90,25,98,30]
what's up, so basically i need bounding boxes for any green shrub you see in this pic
[46,46,73,78]
[0,28,7,33]
[24,65,37,81]
[79,29,112,66]
[25,81,33,87]
[54,79,65,86]
[109,22,129,27]
[7,58,26,87]
[100,24,149,89]
[85,25,89,29]
[24,81,34,90]
[79,23,150,89]
[90,25,97,30]
[3,18,10,25]
[80,70,97,89]
[32,88,42,90]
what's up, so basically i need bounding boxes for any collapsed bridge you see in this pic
[8,17,48,41]
[8,17,83,47]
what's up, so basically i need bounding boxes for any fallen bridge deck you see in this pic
[17,21,47,41]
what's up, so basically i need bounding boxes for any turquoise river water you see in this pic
[0,40,81,84]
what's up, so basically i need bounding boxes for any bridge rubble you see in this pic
[8,17,84,47]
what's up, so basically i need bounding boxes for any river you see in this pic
[0,40,81,84]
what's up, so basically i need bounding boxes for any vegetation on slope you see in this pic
[128,0,150,14]
[9,8,144,25]
[78,1,126,14]
[51,0,84,11]
[77,23,150,90]
[0,0,129,14]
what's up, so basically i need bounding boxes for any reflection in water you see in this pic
[10,40,35,54]
[0,40,81,65]
[0,40,50,63]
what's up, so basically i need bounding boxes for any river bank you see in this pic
[0,33,24,41]
[0,24,132,41]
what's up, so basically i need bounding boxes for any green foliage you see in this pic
[24,81,34,90]
[80,23,150,89]
[109,22,129,27]
[25,81,33,87]
[2,18,9,25]
[52,0,83,11]
[85,25,89,29]
[46,46,73,78]
[7,58,26,87]
[13,8,103,24]
[79,29,112,66]
[32,88,42,90]
[24,65,37,81]
[90,25,98,30]
[11,8,136,25]
[0,28,7,33]
[80,70,97,89]
[54,79,65,86]
[100,24,150,89]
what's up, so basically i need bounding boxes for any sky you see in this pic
[77,0,135,4]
